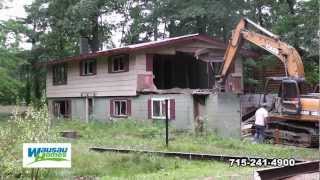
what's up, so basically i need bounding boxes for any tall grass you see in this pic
[54,119,318,160]
[1,117,317,179]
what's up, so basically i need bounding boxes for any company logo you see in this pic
[23,143,71,168]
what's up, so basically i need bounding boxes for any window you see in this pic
[113,56,124,72]
[108,55,129,73]
[80,59,96,76]
[110,99,131,117]
[151,98,170,119]
[114,100,127,116]
[53,63,67,85]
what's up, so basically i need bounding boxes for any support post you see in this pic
[85,96,89,123]
[165,99,169,148]
[275,128,280,144]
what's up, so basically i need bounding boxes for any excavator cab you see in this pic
[263,77,301,115]
[279,80,301,115]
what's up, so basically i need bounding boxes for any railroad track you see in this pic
[90,147,319,179]
[90,147,303,163]
[254,160,319,180]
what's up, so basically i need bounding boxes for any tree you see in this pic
[0,20,26,104]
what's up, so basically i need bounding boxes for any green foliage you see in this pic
[243,58,260,92]
[0,0,318,102]
[243,54,290,92]
[0,102,56,178]
[24,0,116,56]
[304,60,319,85]
[0,68,22,104]
[0,20,26,104]
[54,120,318,160]
[273,0,319,56]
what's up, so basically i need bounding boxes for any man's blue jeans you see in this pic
[255,125,265,143]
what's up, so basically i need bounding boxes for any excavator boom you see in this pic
[219,18,305,81]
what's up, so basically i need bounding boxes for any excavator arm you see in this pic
[219,18,305,82]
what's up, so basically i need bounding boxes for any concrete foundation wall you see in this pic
[48,92,241,138]
[71,98,86,122]
[92,98,109,122]
[131,94,194,130]
[205,93,241,139]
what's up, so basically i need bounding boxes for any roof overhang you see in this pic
[40,34,260,66]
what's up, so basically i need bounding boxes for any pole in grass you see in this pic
[165,99,169,148]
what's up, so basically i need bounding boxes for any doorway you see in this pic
[53,100,71,118]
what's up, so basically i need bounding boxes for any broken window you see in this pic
[53,100,71,118]
[80,59,96,75]
[52,63,67,85]
[151,98,170,119]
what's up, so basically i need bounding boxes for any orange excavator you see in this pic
[219,18,319,147]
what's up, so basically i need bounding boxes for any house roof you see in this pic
[45,34,259,65]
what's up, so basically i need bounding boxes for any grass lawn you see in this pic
[46,119,318,179]
[0,115,318,179]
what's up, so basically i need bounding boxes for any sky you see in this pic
[0,0,33,49]
[0,0,32,21]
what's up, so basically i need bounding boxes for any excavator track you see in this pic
[265,116,319,148]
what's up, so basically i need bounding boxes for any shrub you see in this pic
[0,102,56,179]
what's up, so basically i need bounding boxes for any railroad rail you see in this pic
[89,147,303,163]
[90,147,319,179]
[254,160,320,180]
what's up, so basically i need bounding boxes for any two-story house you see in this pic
[46,34,257,138]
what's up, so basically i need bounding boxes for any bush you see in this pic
[0,102,57,179]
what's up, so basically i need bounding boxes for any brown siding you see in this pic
[146,54,153,72]
[170,99,175,120]
[147,99,151,119]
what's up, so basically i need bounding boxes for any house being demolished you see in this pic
[46,34,257,138]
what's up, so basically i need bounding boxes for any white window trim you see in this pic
[151,97,170,119]
[82,59,96,75]
[111,55,126,72]
[113,100,128,117]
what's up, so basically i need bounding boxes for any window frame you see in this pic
[151,97,170,119]
[80,59,96,76]
[111,55,127,73]
[113,99,128,117]
[52,63,67,85]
